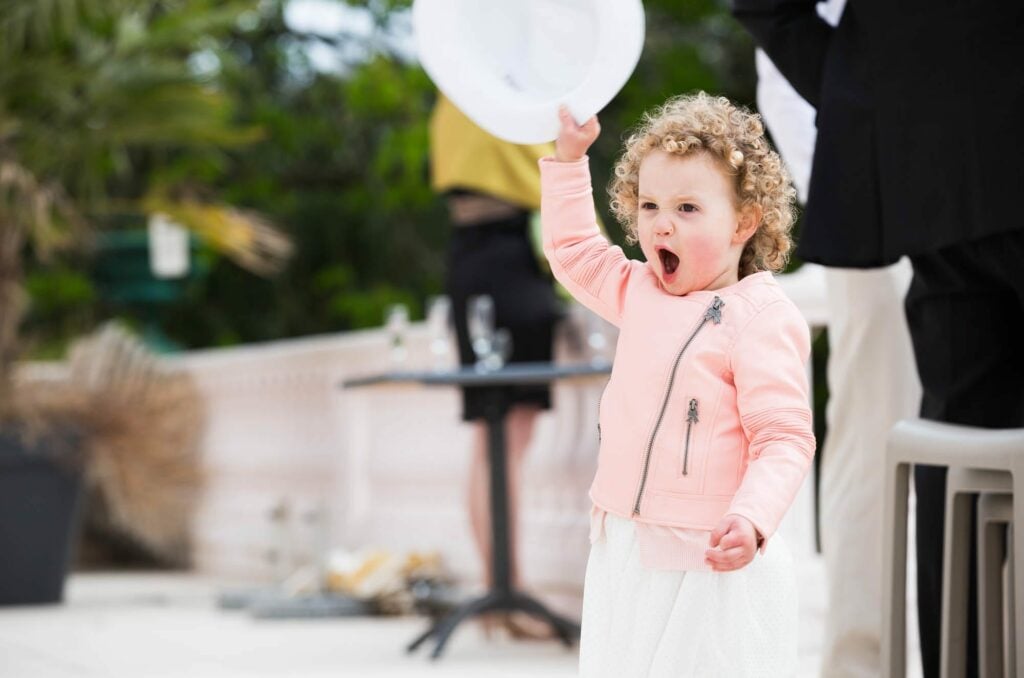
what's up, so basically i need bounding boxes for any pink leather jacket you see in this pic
[541,157,815,541]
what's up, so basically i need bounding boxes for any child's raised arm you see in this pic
[540,109,641,327]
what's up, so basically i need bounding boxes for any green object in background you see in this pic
[92,229,209,353]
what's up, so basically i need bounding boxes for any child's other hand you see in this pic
[705,514,760,572]
[555,106,599,162]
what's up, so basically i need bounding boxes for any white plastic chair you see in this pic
[978,492,1015,678]
[882,419,1024,678]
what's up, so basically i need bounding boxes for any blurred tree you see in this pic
[164,0,755,346]
[162,0,446,345]
[0,0,291,372]
[8,0,757,353]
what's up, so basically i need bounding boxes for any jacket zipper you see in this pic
[682,398,699,476]
[632,296,724,515]
[597,392,603,442]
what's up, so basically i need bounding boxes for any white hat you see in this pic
[413,0,645,144]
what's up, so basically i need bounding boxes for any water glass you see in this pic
[585,310,614,366]
[486,327,513,371]
[467,295,495,369]
[426,295,452,371]
[384,303,409,366]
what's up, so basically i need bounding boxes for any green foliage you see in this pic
[0,0,287,361]
[25,267,96,314]
[318,263,419,328]
[162,4,448,344]
[21,263,98,359]
[1,0,263,205]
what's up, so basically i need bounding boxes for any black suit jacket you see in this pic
[733,0,1024,267]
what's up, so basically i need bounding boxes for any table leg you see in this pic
[484,397,512,595]
[407,391,580,658]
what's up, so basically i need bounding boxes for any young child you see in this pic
[540,92,815,677]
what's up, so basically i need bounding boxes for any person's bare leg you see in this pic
[467,421,491,585]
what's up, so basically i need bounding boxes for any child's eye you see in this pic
[640,202,657,210]
[679,203,698,213]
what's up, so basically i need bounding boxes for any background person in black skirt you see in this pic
[429,94,564,637]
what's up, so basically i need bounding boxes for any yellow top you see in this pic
[429,95,554,210]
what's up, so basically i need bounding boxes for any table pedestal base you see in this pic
[407,588,580,659]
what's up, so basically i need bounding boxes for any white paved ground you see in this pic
[0,558,922,677]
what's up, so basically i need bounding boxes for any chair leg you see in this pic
[1012,479,1024,678]
[1007,527,1016,678]
[883,460,912,678]
[941,474,973,678]
[977,493,1009,678]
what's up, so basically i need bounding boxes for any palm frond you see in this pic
[0,160,85,257]
[0,160,87,400]
[143,194,293,276]
[0,0,130,54]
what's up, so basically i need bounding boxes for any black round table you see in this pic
[342,361,611,658]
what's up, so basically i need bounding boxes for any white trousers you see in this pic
[818,263,921,678]
[758,44,922,676]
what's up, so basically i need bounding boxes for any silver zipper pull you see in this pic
[683,398,699,477]
[704,296,724,324]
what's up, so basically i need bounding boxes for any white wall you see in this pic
[173,313,605,616]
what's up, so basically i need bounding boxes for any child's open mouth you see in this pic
[658,248,680,276]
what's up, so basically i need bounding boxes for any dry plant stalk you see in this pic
[16,324,205,564]
[0,159,85,409]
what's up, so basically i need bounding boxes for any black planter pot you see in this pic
[0,431,83,605]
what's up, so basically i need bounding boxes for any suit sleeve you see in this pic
[731,0,834,108]
[539,157,641,327]
[726,299,816,542]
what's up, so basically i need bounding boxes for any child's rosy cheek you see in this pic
[683,234,720,264]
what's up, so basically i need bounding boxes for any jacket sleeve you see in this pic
[731,0,834,108]
[539,156,639,327]
[726,298,816,542]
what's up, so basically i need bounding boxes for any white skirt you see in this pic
[579,513,799,678]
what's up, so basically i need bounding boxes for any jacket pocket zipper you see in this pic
[633,296,724,515]
[682,398,699,476]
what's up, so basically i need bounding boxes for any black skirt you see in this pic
[445,212,562,421]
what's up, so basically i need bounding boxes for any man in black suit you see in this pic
[731,2,1024,676]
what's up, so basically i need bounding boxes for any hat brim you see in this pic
[414,0,645,144]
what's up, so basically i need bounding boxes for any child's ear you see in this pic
[733,204,762,245]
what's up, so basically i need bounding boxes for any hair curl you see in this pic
[608,92,797,277]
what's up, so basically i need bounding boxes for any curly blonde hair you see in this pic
[608,92,796,277]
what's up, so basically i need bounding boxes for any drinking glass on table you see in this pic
[384,303,410,367]
[486,327,513,371]
[426,295,453,371]
[585,309,615,366]
[467,295,495,371]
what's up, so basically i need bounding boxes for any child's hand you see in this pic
[705,514,760,572]
[555,105,600,162]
